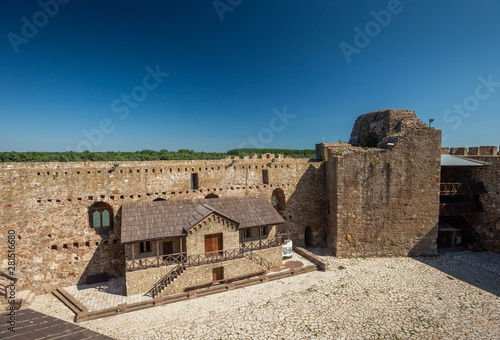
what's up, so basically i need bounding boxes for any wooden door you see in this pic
[213,267,224,281]
[205,233,223,254]
[163,241,173,255]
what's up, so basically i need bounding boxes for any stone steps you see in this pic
[17,290,36,308]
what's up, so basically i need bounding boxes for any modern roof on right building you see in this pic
[441,154,490,167]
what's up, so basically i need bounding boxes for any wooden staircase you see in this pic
[244,251,271,272]
[0,270,17,309]
[148,264,186,298]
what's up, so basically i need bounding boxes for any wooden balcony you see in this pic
[439,202,484,216]
[440,182,486,196]
[126,235,284,272]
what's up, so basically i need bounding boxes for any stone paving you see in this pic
[29,250,500,339]
[65,277,151,312]
[56,252,314,312]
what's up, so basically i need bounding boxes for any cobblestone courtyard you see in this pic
[30,250,500,339]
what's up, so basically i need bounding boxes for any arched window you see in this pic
[89,202,113,228]
[153,198,166,201]
[271,188,286,214]
[205,194,219,199]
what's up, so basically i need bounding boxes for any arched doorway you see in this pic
[271,188,286,214]
[305,226,313,247]
[205,194,219,199]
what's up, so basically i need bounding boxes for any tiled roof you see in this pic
[121,196,284,243]
[186,204,239,230]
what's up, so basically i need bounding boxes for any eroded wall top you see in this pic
[349,109,427,148]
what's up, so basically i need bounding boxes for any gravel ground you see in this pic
[30,249,500,339]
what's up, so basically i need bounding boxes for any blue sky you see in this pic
[1,0,499,152]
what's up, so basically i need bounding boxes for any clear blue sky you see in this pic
[1,0,499,152]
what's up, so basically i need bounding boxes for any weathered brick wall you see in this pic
[185,214,239,255]
[327,128,441,257]
[125,264,177,296]
[0,157,324,293]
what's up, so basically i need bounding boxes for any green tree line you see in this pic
[0,149,316,163]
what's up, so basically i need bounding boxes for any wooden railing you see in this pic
[146,247,273,298]
[439,202,484,216]
[0,270,16,299]
[242,236,284,252]
[148,264,185,298]
[245,252,270,270]
[127,235,284,272]
[184,247,246,267]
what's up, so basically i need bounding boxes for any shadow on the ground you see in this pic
[75,276,127,296]
[413,249,500,298]
[304,246,334,257]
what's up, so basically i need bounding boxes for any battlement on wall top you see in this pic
[0,154,315,171]
[441,146,499,156]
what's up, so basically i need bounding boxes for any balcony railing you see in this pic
[440,182,486,195]
[439,202,484,216]
[126,235,284,272]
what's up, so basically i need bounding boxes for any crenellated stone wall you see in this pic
[0,157,325,293]
[327,126,442,257]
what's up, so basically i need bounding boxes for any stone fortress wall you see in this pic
[0,155,326,293]
[323,110,442,257]
[1,108,498,294]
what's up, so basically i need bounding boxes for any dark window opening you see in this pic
[205,193,219,199]
[243,228,251,239]
[140,241,152,253]
[305,226,313,247]
[191,173,199,190]
[262,170,269,185]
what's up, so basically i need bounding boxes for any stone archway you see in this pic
[271,188,286,214]
[205,194,219,199]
